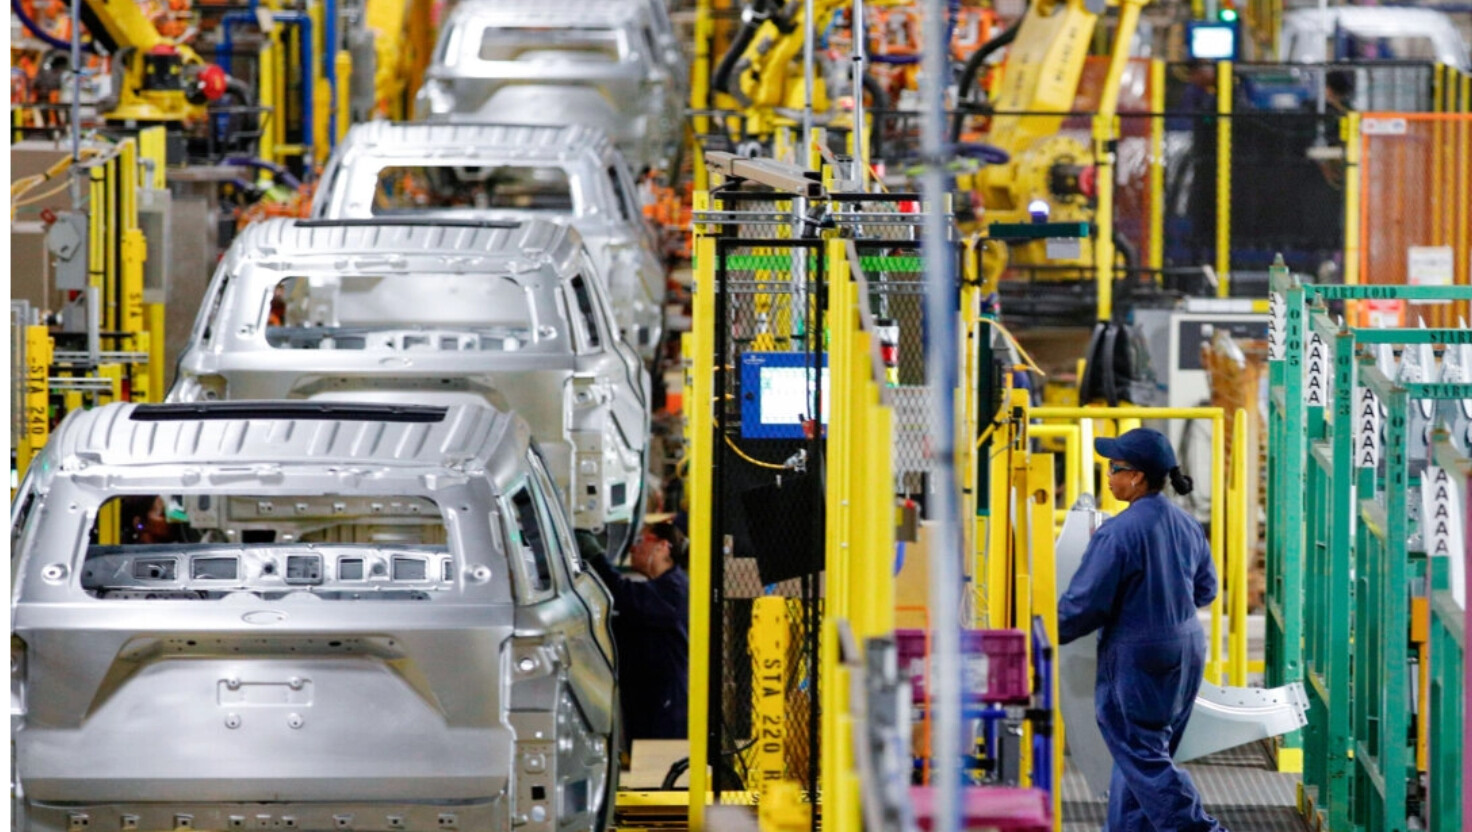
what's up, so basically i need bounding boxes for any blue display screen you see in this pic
[739,352,829,440]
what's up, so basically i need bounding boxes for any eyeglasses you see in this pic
[1109,463,1138,476]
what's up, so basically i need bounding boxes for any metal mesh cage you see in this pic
[708,218,828,810]
[694,188,940,817]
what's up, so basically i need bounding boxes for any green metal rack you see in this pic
[1266,264,1472,831]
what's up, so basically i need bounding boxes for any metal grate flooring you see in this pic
[1062,742,1309,831]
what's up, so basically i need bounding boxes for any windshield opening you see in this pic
[264,274,547,352]
[478,27,625,63]
[83,493,459,600]
[373,165,575,214]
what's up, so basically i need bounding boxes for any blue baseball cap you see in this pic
[1095,428,1178,480]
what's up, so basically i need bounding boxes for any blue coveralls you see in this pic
[587,553,690,740]
[1058,492,1223,832]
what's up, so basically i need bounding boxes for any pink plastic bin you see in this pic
[895,628,1030,705]
[911,785,1052,831]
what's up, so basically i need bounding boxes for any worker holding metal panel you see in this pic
[1057,428,1226,832]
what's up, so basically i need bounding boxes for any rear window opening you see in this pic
[478,27,625,64]
[372,165,575,214]
[82,494,460,600]
[264,274,545,352]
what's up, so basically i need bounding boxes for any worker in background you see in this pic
[1057,429,1225,832]
[582,517,689,744]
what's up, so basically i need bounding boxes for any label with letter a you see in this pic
[1305,333,1327,407]
[1354,388,1380,469]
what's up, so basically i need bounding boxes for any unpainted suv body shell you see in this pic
[10,401,617,832]
[414,0,687,176]
[167,218,651,544]
[311,121,665,360]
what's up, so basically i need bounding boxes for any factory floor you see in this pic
[1062,741,1308,831]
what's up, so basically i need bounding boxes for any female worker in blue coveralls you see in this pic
[1058,428,1227,832]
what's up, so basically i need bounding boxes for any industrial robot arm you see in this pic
[81,0,230,122]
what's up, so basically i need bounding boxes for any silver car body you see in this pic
[312,121,665,359]
[168,218,650,541]
[414,0,687,175]
[10,401,616,832]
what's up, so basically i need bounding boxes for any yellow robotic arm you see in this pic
[82,0,229,122]
[713,0,851,139]
[970,0,1149,320]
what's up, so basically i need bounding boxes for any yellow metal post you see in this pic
[822,237,857,832]
[1025,450,1062,817]
[120,144,145,339]
[1228,408,1249,686]
[139,127,167,187]
[1215,61,1233,298]
[1148,59,1166,276]
[1342,112,1361,292]
[336,50,352,144]
[104,154,119,332]
[1090,0,1147,321]
[309,0,328,163]
[147,304,166,400]
[685,213,717,831]
[1208,411,1225,684]
[97,501,119,545]
[89,163,106,311]
[259,35,278,166]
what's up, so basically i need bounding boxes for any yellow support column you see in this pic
[1228,408,1249,686]
[821,237,857,832]
[1025,449,1062,818]
[336,50,353,144]
[147,304,166,402]
[139,127,167,189]
[1342,112,1361,297]
[89,163,106,314]
[104,154,119,331]
[97,501,120,545]
[686,208,717,831]
[309,0,327,163]
[1092,111,1117,321]
[1208,412,1225,684]
[1148,60,1166,277]
[259,35,278,166]
[1215,60,1233,298]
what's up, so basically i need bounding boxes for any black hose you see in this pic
[712,5,769,96]
[956,4,1027,106]
[1112,229,1139,276]
[12,0,96,52]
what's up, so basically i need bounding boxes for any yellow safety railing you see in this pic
[1023,405,1248,686]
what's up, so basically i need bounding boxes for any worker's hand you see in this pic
[576,529,606,562]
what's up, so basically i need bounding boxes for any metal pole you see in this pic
[850,0,867,187]
[69,0,85,211]
[70,0,82,166]
[803,0,816,165]
[86,286,101,368]
[920,0,959,829]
